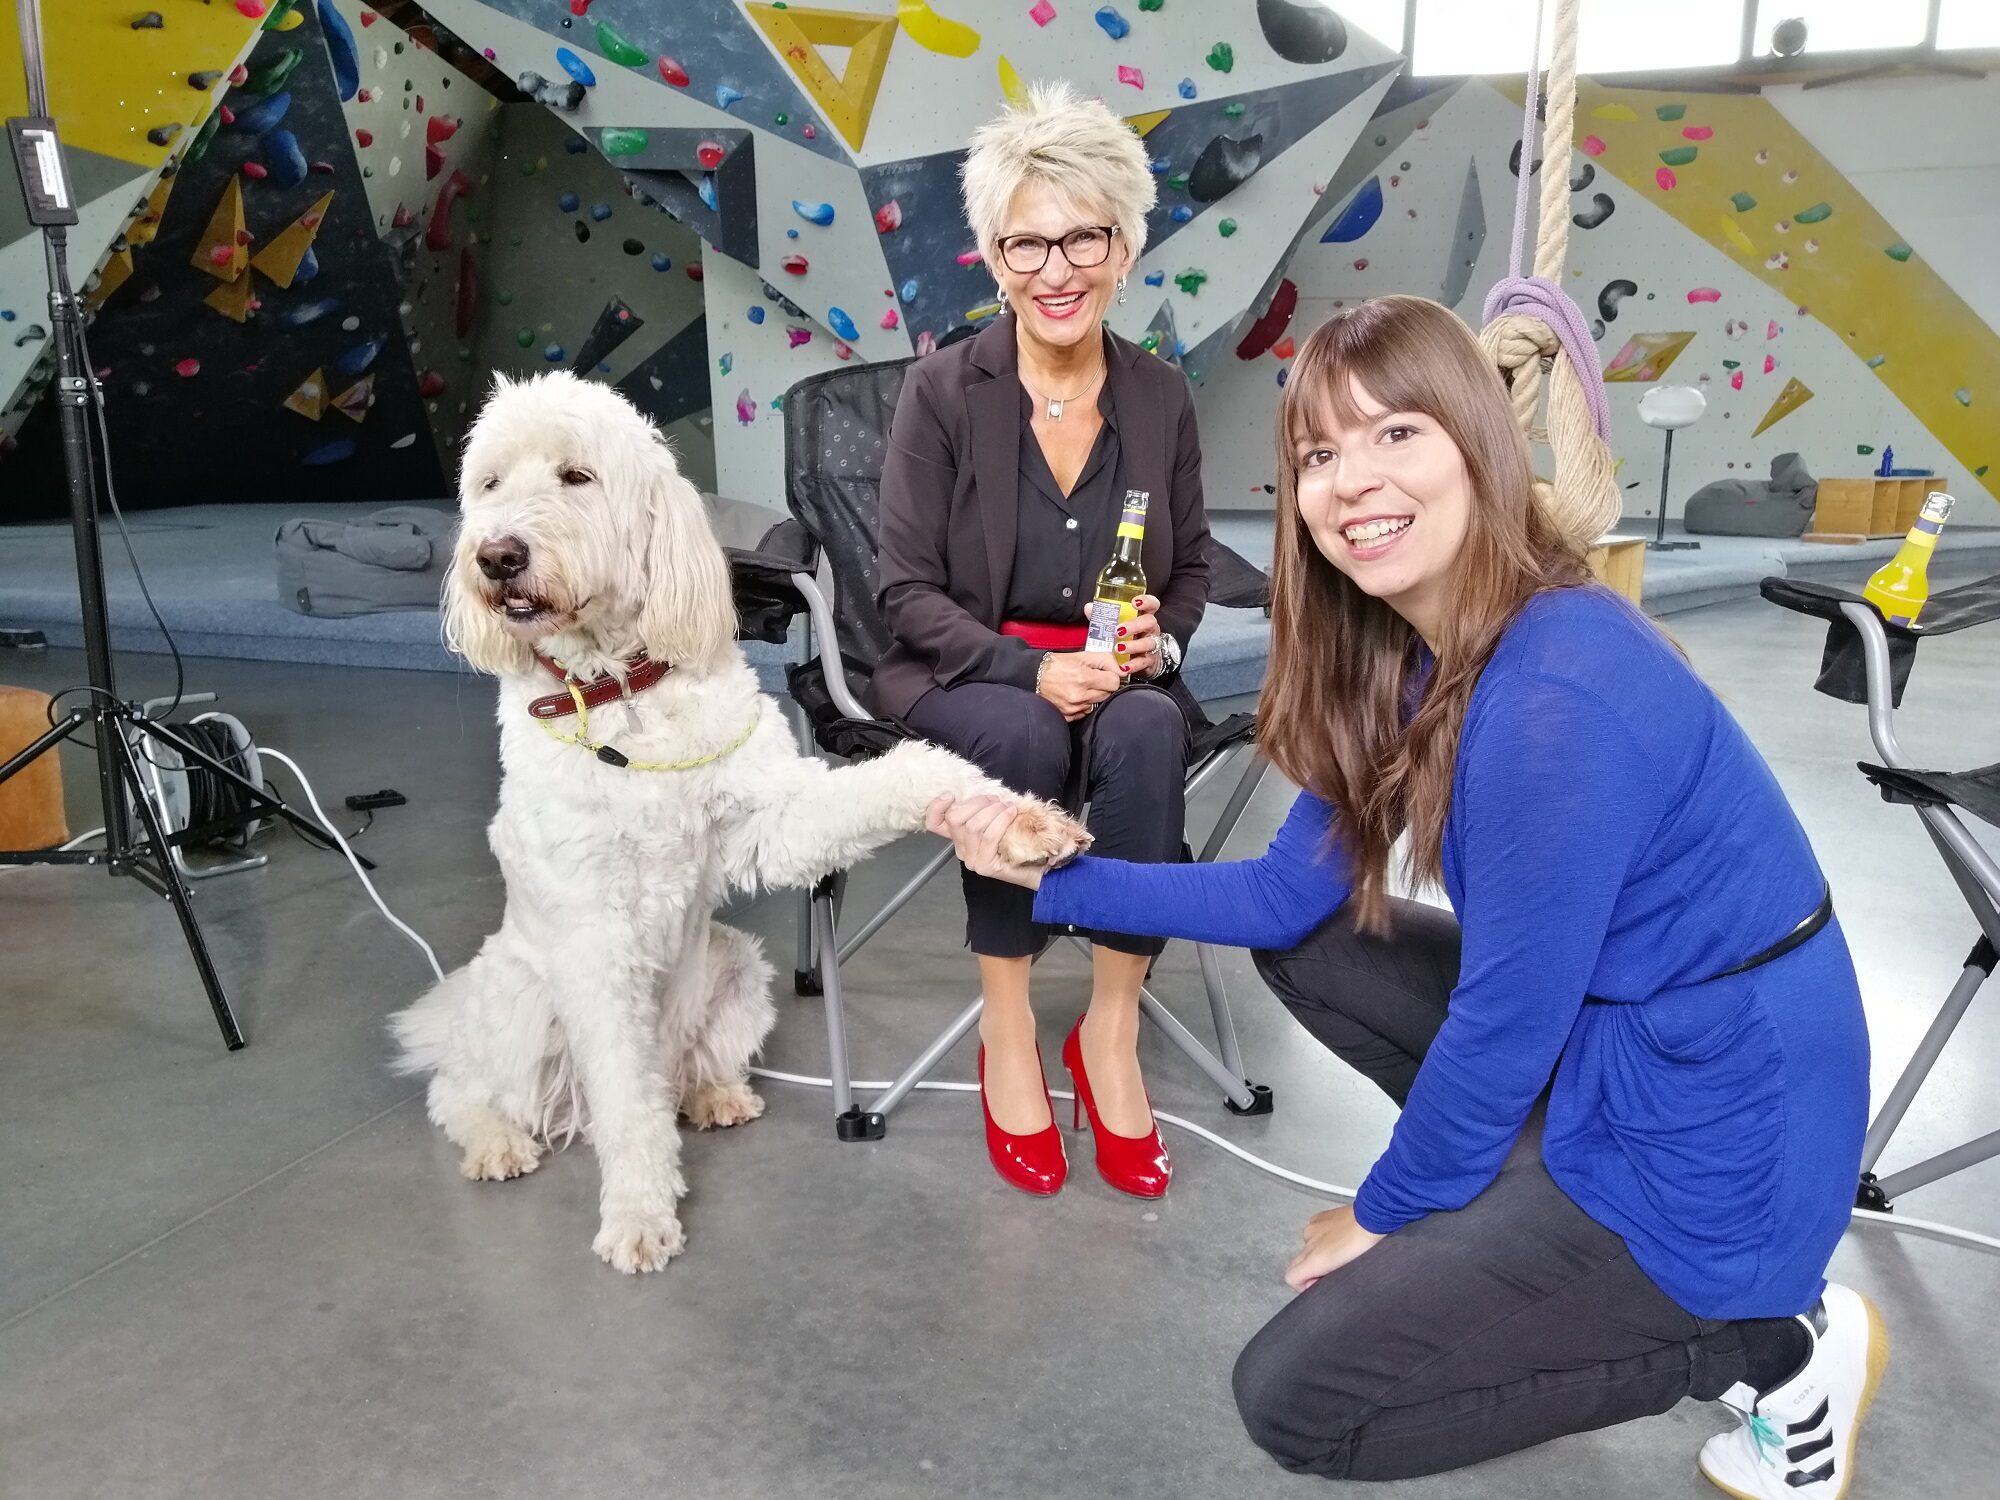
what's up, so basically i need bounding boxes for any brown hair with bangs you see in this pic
[1259,295,1590,932]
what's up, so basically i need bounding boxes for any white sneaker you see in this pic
[1699,1284,1890,1500]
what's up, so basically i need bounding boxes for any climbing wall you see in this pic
[1199,77,2000,526]
[414,0,1404,503]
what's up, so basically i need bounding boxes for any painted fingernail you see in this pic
[1119,664,1131,674]
[1116,625,1127,637]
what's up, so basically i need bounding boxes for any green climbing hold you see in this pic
[1794,202,1832,224]
[261,0,299,29]
[1885,241,1911,262]
[602,128,649,157]
[1139,0,1163,10]
[1856,445,1874,455]
[1866,354,1887,369]
[1174,269,1207,295]
[1721,360,1740,370]
[1655,103,1686,121]
[497,289,514,306]
[394,40,404,54]
[1166,173,1188,191]
[1659,145,1697,167]
[1140,331,1162,353]
[1224,102,1244,118]
[186,108,223,165]
[1206,41,1233,72]
[1730,191,1757,213]
[774,112,788,126]
[595,21,649,67]
[1218,218,1237,237]
[516,327,534,348]
[246,48,303,96]
[1954,388,1973,407]
[1976,465,1989,478]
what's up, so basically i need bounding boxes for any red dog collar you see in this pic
[527,654,672,720]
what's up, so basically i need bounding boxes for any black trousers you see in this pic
[1233,898,1756,1481]
[904,680,1189,958]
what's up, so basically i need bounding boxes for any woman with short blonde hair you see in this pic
[871,82,1212,1201]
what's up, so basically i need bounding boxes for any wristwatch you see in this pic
[1154,631,1182,679]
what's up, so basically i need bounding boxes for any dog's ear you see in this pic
[441,528,534,676]
[635,436,735,670]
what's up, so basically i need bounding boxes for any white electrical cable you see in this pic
[0,825,104,875]
[235,792,1996,1257]
[257,747,445,984]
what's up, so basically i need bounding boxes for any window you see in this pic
[1411,0,1742,78]
[1327,0,1408,51]
[1751,0,1929,56]
[1938,0,2000,50]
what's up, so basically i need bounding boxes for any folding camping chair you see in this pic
[1762,572,2000,1211]
[776,358,1277,1141]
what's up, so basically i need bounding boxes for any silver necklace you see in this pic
[1025,362,1104,421]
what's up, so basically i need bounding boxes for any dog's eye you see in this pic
[479,475,499,492]
[559,467,595,487]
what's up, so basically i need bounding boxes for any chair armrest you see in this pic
[792,571,875,722]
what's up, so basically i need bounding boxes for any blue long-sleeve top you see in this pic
[1035,585,1868,1320]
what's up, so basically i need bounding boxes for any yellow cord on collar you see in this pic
[536,672,758,772]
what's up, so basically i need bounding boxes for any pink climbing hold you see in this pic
[208,244,234,267]
[1686,288,1720,304]
[735,390,756,425]
[1352,258,1369,271]
[219,104,236,125]
[787,327,813,348]
[955,249,982,266]
[236,1,266,18]
[1031,0,1057,25]
[782,254,808,275]
[427,116,459,146]
[881,308,900,330]
[1655,167,1677,191]
[420,370,447,397]
[659,57,689,88]
[242,161,268,180]
[1730,369,1744,391]
[229,64,249,86]
[1118,65,1145,89]
[802,123,817,139]
[835,342,853,361]
[1766,319,1780,339]
[175,357,200,377]
[1763,354,1776,373]
[1581,135,1606,156]
[1682,125,1713,140]
[875,199,903,233]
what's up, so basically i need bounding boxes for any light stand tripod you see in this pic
[1,0,339,1048]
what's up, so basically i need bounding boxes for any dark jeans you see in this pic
[904,680,1189,958]
[1234,898,1755,1481]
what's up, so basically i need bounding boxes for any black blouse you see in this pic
[1004,383,1124,624]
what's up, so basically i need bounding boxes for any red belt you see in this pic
[1000,619,1087,650]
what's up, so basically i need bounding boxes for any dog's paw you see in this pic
[593,1211,686,1274]
[458,1122,543,1182]
[995,797,1093,869]
[685,1080,765,1130]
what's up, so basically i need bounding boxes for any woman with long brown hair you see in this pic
[926,296,1881,1497]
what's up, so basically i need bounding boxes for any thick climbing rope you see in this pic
[1477,0,1621,549]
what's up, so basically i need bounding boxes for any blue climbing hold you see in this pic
[335,337,384,378]
[1095,7,1130,41]
[558,191,580,212]
[1321,175,1383,243]
[282,296,341,328]
[1174,339,1188,356]
[900,278,920,302]
[786,228,797,239]
[651,252,672,271]
[827,306,859,341]
[1170,205,1193,223]
[232,89,291,135]
[1178,77,1197,99]
[302,437,356,466]
[293,245,320,284]
[266,128,308,188]
[791,200,836,226]
[563,136,588,154]
[747,305,766,324]
[716,84,743,110]
[1143,270,1165,286]
[698,174,717,211]
[544,343,566,362]
[590,202,612,221]
[1150,157,1171,174]
[556,48,596,87]
[320,0,359,101]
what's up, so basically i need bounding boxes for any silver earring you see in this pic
[1116,275,1128,305]
[998,287,1008,307]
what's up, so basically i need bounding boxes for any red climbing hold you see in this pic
[357,88,372,103]
[219,105,236,125]
[875,200,903,234]
[391,203,413,228]
[420,370,447,397]
[781,254,808,275]
[236,2,266,19]
[242,161,268,179]
[687,263,704,282]
[1272,336,1297,360]
[427,170,471,253]
[175,357,201,376]
[356,128,373,147]
[425,143,446,180]
[659,57,689,87]
[359,10,377,25]
[426,116,459,146]
[1233,277,1297,360]
[570,0,592,14]
[415,95,424,114]
[208,244,234,266]
[229,64,249,86]
[697,140,725,169]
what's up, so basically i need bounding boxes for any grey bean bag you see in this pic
[275,506,455,617]
[1683,452,1818,538]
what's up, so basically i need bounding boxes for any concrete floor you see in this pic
[2,579,1997,1498]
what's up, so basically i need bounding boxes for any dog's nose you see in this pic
[476,536,530,581]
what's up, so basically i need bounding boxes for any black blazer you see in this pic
[868,312,1212,720]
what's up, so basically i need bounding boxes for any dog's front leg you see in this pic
[551,952,688,1274]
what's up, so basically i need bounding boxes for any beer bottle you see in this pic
[1864,491,1954,627]
[1084,489,1148,655]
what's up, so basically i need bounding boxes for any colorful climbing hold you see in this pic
[602,128,648,156]
[595,22,649,66]
[719,353,733,376]
[1095,7,1130,40]
[544,343,566,362]
[237,1,268,18]
[1139,0,1162,9]
[652,253,672,271]
[899,0,983,56]
[1885,242,1912,262]
[875,200,903,233]
[1224,102,1244,118]
[175,357,201,377]
[1580,134,1606,157]
[1173,269,1206,295]
[1687,288,1720,303]
[1218,218,1237,237]
[419,370,446,397]
[1655,103,1686,121]
[558,191,579,212]
[1956,388,1973,407]
[658,57,689,87]
[716,84,743,110]
[697,140,726,169]
[881,308,900,330]
[1031,0,1057,24]
[782,255,808,275]
[1655,167,1677,192]
[302,438,357,466]
[1659,146,1697,167]
[556,49,596,86]
[1206,42,1233,72]
[786,327,813,348]
[792,200,836,226]
[827,307,860,341]
[1865,354,1887,369]
[1763,354,1775,373]
[1170,205,1193,223]
[1794,202,1832,224]
[1719,216,1756,255]
[747,305,766,324]
[590,202,612,221]
[1321,176,1382,242]
[1178,77,1196,99]
[1118,65,1145,89]
[736,390,757,425]
[1143,270,1164,286]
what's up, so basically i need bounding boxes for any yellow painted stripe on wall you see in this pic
[1,5,264,171]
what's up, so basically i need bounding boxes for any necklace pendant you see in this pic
[1048,397,1063,421]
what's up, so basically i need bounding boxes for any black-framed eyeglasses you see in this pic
[996,224,1120,275]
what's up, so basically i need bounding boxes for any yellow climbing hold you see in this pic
[1718,214,1757,256]
[285,368,329,421]
[1591,103,1639,122]
[966,301,1004,322]
[998,54,1027,107]
[252,190,334,288]
[205,268,258,323]
[745,4,898,151]
[1125,110,1171,138]
[897,0,980,57]
[1753,376,1814,436]
[190,177,248,282]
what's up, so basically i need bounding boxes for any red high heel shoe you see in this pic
[1062,1016,1171,1198]
[978,1045,1067,1196]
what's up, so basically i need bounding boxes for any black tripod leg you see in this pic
[111,729,245,1050]
[0,709,88,789]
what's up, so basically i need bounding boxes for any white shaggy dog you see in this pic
[391,372,1086,1273]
